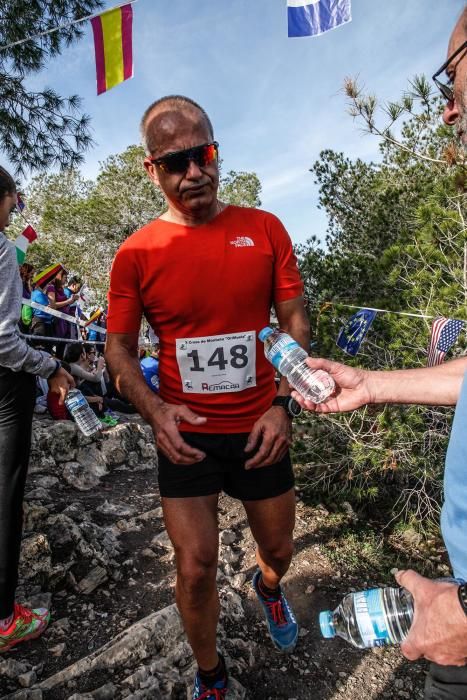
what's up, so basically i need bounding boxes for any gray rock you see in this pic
[48,420,79,462]
[34,476,59,490]
[24,487,50,501]
[92,684,118,699]
[96,501,137,518]
[48,643,67,657]
[220,529,237,546]
[0,658,31,679]
[138,507,163,522]
[18,671,37,688]
[151,531,172,550]
[19,534,52,581]
[77,566,108,595]
[62,462,100,491]
[23,503,50,533]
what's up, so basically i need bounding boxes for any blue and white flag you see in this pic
[288,0,352,38]
[336,309,377,356]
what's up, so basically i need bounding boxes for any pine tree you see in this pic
[0,0,103,175]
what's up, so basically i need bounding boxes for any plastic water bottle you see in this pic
[259,327,335,403]
[319,587,414,649]
[65,389,102,437]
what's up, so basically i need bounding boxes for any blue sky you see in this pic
[22,0,464,244]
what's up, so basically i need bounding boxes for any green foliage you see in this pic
[0,0,102,175]
[219,169,261,208]
[295,77,466,531]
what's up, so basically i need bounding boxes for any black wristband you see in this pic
[49,360,61,379]
[458,583,467,617]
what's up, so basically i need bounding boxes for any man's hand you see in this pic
[47,367,75,404]
[290,358,371,413]
[396,569,467,666]
[151,402,207,464]
[244,406,291,469]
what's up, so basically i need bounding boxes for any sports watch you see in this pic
[458,582,467,617]
[272,395,302,419]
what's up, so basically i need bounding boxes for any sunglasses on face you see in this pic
[150,142,219,174]
[432,39,467,103]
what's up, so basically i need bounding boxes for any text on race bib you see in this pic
[176,331,256,394]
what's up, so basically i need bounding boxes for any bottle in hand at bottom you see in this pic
[319,587,414,648]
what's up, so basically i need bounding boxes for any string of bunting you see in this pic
[1,0,351,99]
[321,302,466,367]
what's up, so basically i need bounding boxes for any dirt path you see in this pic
[0,421,427,700]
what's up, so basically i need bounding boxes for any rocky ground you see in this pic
[0,417,429,700]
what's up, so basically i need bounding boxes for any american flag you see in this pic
[427,317,465,367]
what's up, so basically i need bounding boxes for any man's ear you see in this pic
[143,157,161,188]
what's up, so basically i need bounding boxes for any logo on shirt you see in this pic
[229,236,254,248]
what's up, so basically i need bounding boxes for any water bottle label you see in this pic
[65,394,87,412]
[270,339,301,370]
[354,590,391,647]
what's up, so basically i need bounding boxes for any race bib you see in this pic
[176,331,256,394]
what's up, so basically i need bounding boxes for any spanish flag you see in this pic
[91,4,134,95]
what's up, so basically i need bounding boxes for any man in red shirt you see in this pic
[106,95,310,699]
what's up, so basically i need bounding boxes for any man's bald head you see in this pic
[141,95,214,156]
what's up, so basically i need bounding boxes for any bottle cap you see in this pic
[258,327,274,342]
[319,611,335,639]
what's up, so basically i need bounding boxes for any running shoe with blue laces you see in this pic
[252,569,298,653]
[192,656,228,699]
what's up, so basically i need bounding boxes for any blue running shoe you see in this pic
[192,656,228,699]
[252,569,298,653]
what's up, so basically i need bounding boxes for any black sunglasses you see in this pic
[150,142,219,174]
[432,39,467,102]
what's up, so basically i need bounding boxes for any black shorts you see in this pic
[157,432,294,501]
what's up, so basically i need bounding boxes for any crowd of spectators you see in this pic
[14,262,138,426]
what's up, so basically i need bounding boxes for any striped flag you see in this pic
[427,317,465,367]
[91,4,134,96]
[288,0,351,38]
[84,308,103,327]
[33,263,64,289]
[15,225,37,264]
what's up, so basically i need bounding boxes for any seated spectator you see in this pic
[64,343,105,392]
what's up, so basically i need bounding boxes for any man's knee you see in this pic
[176,550,218,600]
[259,538,294,565]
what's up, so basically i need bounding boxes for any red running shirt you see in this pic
[107,206,303,433]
